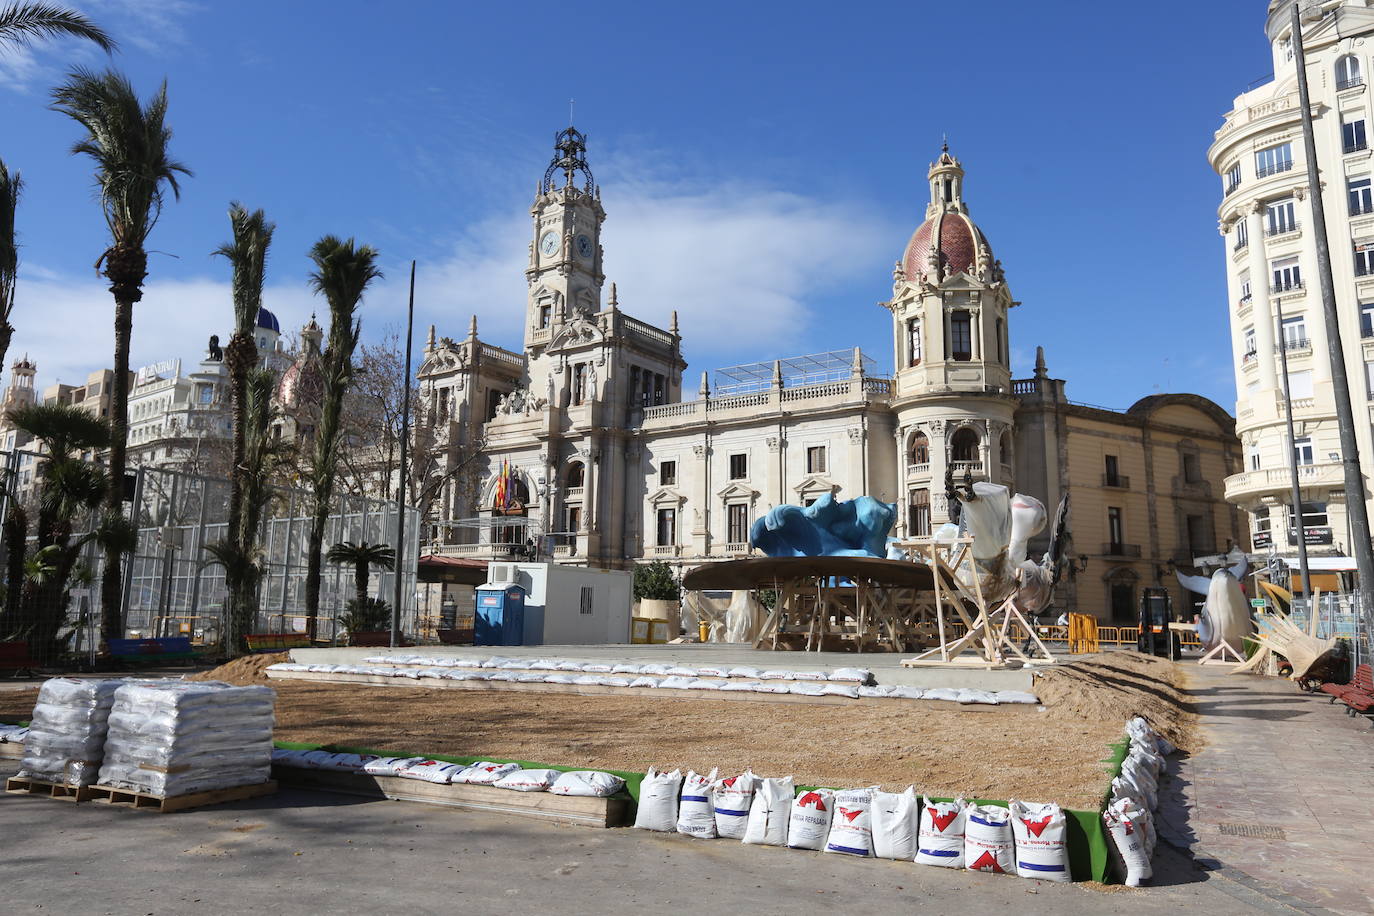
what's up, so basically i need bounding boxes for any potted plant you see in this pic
[634,560,681,638]
[337,597,393,647]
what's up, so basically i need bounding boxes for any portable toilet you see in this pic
[475,583,526,646]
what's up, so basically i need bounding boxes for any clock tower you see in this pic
[524,126,606,356]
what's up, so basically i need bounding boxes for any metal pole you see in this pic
[118,465,145,634]
[1292,4,1374,633]
[392,260,416,647]
[1275,296,1312,604]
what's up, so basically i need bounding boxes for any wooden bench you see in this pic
[1334,665,1374,721]
[245,633,311,654]
[1321,663,1371,702]
[106,637,197,667]
[0,641,38,676]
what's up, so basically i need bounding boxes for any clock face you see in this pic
[576,234,594,260]
[539,231,560,257]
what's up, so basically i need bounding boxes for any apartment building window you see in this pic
[656,507,676,546]
[1266,198,1296,235]
[728,453,747,480]
[1246,443,1261,471]
[726,503,748,544]
[806,446,827,474]
[949,310,972,361]
[1351,178,1373,215]
[538,303,551,328]
[909,431,930,466]
[1104,454,1122,487]
[659,460,676,486]
[1239,274,1252,303]
[1224,162,1242,195]
[907,318,922,366]
[1344,117,1368,154]
[572,364,587,405]
[1357,242,1374,277]
[1280,37,1293,63]
[1362,303,1374,339]
[1233,219,1249,250]
[1280,314,1307,349]
[1287,369,1313,399]
[1107,507,1124,551]
[1292,436,1314,466]
[566,505,582,533]
[1255,143,1293,178]
[1271,256,1302,292]
[1366,360,1374,398]
[1243,325,1256,359]
[909,489,931,537]
[1337,54,1364,90]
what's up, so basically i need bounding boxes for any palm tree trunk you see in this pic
[1,505,25,635]
[100,248,144,642]
[355,561,367,608]
[304,518,325,642]
[224,332,255,653]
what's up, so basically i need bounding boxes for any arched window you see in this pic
[1337,54,1363,90]
[950,427,980,463]
[909,431,930,466]
[907,318,922,366]
[566,462,585,489]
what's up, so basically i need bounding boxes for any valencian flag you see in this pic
[494,459,513,510]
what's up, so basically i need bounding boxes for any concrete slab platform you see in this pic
[290,644,1038,691]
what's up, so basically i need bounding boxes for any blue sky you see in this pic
[0,0,1274,410]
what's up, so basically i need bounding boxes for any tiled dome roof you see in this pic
[902,211,989,283]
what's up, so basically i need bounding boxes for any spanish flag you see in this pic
[494,459,508,510]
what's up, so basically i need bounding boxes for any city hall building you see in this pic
[417,127,1244,621]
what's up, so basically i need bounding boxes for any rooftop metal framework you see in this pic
[712,349,878,396]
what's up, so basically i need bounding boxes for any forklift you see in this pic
[1137,587,1181,660]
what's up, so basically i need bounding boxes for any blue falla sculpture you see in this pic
[748,493,897,558]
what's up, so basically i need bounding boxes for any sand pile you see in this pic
[189,652,291,686]
[1034,652,1194,750]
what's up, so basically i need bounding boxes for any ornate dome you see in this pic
[277,355,323,409]
[899,146,996,284]
[256,306,280,334]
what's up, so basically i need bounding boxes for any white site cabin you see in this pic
[485,561,632,645]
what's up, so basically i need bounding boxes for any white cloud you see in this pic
[11,178,891,393]
[91,0,201,52]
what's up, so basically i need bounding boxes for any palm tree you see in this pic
[213,203,273,646]
[302,236,379,641]
[51,68,191,642]
[1,403,110,661]
[0,3,115,52]
[0,159,18,374]
[326,540,396,610]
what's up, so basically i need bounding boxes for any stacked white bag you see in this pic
[97,681,275,797]
[1102,716,1172,886]
[18,678,124,786]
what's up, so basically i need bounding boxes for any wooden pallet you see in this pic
[85,780,277,813]
[5,775,94,801]
[0,741,23,760]
[273,766,631,827]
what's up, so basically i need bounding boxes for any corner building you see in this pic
[1209,0,1374,576]
[419,128,1241,621]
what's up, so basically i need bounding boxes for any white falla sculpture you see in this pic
[1176,549,1252,653]
[953,482,1058,615]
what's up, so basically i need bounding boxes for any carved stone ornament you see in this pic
[692,444,707,459]
[847,427,864,442]
[927,419,946,435]
[766,436,781,452]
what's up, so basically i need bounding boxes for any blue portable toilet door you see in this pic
[500,586,526,646]
[474,588,506,647]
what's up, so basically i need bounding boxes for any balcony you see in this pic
[723,542,750,557]
[1233,238,1248,253]
[1352,201,1374,217]
[1346,141,1369,155]
[1102,542,1142,558]
[1265,222,1299,238]
[906,462,931,478]
[1338,76,1365,91]
[564,487,584,500]
[949,460,985,478]
[1277,337,1311,356]
[1102,473,1131,489]
[1256,161,1294,179]
[1225,178,1243,196]
[1242,350,1258,364]
[1224,461,1344,501]
[649,544,679,558]
[1271,280,1304,294]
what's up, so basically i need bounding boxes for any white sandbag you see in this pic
[602,676,632,687]
[1120,757,1157,809]
[956,688,999,705]
[827,667,872,683]
[788,682,826,697]
[498,658,537,670]
[361,755,424,776]
[727,666,762,679]
[628,676,662,689]
[611,663,644,675]
[751,682,792,694]
[992,690,1041,705]
[711,770,757,839]
[581,664,614,674]
[640,663,674,676]
[859,685,897,698]
[1104,796,1152,886]
[922,687,961,702]
[743,776,793,846]
[453,761,520,785]
[1009,800,1070,882]
[397,759,467,783]
[486,671,518,682]
[825,787,875,857]
[676,768,719,838]
[821,683,860,699]
[787,789,835,850]
[666,666,699,678]
[542,674,577,685]
[871,787,918,860]
[759,669,794,680]
[572,675,607,686]
[695,666,729,678]
[494,768,561,792]
[889,686,926,700]
[916,797,968,868]
[417,668,445,679]
[686,679,722,691]
[1130,746,1164,780]
[633,767,683,831]
[965,804,1015,874]
[466,671,495,681]
[555,660,587,672]
[549,770,625,797]
[719,681,761,692]
[657,676,696,690]
[790,670,828,681]
[530,658,565,671]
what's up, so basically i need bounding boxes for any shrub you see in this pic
[634,560,680,602]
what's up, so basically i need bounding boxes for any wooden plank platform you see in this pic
[265,668,888,706]
[5,775,93,801]
[0,741,23,760]
[86,780,277,813]
[272,766,631,828]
